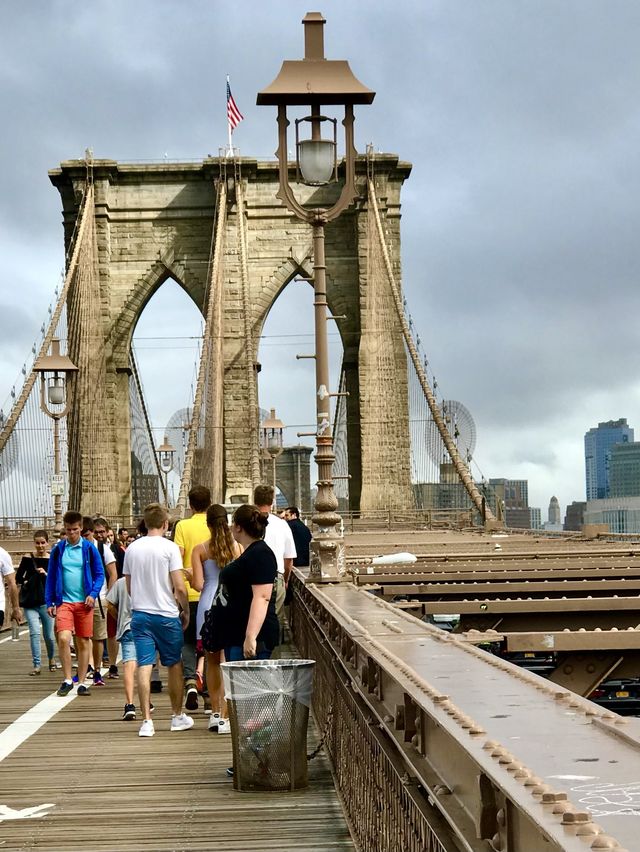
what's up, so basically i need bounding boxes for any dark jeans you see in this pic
[224,642,271,662]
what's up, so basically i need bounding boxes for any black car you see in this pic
[588,679,640,716]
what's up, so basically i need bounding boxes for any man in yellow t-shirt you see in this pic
[173,485,211,711]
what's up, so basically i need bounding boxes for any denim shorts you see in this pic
[131,611,183,667]
[119,629,137,663]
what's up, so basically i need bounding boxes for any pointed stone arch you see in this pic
[50,156,414,515]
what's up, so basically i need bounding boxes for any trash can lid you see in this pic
[221,659,315,670]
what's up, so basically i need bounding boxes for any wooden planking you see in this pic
[0,636,353,852]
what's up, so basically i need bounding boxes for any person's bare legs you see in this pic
[107,636,118,669]
[56,630,73,681]
[205,651,226,717]
[75,636,91,683]
[137,663,152,719]
[167,661,185,715]
[92,639,104,673]
[123,660,136,705]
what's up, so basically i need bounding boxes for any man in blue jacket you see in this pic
[46,510,104,696]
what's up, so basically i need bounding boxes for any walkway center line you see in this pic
[0,687,77,763]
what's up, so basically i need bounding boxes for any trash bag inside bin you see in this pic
[222,659,315,792]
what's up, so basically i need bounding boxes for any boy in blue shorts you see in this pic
[124,503,192,737]
[106,576,138,720]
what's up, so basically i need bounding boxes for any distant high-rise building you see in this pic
[564,501,586,531]
[584,418,634,500]
[548,496,561,525]
[489,478,529,529]
[529,507,542,529]
[609,442,640,497]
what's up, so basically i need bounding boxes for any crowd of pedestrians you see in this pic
[1,485,312,740]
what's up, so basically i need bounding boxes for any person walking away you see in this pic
[16,530,57,674]
[173,485,211,711]
[45,511,104,696]
[106,575,139,720]
[124,502,193,737]
[0,545,21,632]
[285,507,312,568]
[81,517,117,686]
[203,504,278,665]
[191,504,241,732]
[93,517,121,679]
[253,485,296,634]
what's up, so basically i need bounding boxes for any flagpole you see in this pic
[227,75,233,157]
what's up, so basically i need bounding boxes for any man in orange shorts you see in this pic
[45,510,105,696]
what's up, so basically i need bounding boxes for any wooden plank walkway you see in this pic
[0,629,354,852]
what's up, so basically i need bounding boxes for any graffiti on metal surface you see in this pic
[572,781,640,817]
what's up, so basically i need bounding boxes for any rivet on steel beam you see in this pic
[552,801,574,814]
[542,791,567,803]
[576,824,603,837]
[483,740,500,751]
[590,837,622,849]
[491,833,503,851]
[523,776,543,787]
[562,811,591,824]
[531,784,552,797]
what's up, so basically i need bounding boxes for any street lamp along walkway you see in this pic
[33,338,78,531]
[257,12,375,581]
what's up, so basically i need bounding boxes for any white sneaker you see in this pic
[138,719,155,738]
[208,713,221,732]
[171,713,194,732]
[217,718,231,735]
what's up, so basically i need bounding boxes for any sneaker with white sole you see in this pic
[138,719,155,737]
[217,718,231,735]
[208,712,221,732]
[171,713,194,732]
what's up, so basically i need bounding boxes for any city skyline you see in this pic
[2,2,640,513]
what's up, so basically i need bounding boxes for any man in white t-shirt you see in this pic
[253,484,296,628]
[0,545,21,630]
[124,502,193,738]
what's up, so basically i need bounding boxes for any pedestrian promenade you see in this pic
[0,630,354,851]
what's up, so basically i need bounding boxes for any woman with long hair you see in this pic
[16,530,57,674]
[191,504,241,732]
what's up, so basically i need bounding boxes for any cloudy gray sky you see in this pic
[2,0,640,515]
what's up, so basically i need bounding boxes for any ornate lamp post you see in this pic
[34,338,78,531]
[261,408,285,493]
[258,11,374,580]
[157,435,176,507]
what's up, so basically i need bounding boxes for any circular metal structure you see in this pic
[427,399,477,465]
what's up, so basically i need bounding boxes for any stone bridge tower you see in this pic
[49,155,413,516]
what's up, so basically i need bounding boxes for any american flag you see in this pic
[227,79,243,132]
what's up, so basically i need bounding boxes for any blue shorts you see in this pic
[119,629,137,663]
[131,611,183,667]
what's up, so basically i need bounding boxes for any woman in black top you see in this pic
[16,530,57,674]
[209,504,278,661]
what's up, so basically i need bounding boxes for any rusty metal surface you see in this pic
[294,578,640,852]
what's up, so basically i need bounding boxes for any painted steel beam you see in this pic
[294,578,639,852]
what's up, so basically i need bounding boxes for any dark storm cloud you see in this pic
[2,0,640,511]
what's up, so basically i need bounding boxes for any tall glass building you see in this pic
[584,418,634,500]
[609,442,640,497]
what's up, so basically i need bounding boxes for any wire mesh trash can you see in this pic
[221,659,315,792]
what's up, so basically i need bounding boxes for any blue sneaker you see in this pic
[57,681,73,697]
[77,684,90,696]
